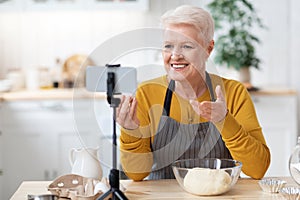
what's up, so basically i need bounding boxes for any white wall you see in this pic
[0,0,299,126]
[0,9,150,76]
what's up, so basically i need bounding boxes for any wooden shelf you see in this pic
[0,88,105,101]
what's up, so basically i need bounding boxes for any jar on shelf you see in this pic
[38,67,52,89]
[289,136,300,185]
[6,68,25,91]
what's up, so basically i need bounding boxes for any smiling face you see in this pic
[162,23,213,84]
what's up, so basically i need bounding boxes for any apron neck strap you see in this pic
[162,79,175,116]
[206,71,216,102]
[163,72,216,116]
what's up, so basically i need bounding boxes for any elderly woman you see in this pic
[117,5,270,181]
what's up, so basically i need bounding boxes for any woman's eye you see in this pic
[164,44,173,49]
[182,45,193,49]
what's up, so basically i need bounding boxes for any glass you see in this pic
[172,158,242,196]
[289,136,300,185]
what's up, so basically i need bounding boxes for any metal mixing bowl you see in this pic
[27,194,59,200]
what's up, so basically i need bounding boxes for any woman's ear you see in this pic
[207,40,214,55]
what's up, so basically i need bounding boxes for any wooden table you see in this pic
[11,177,297,200]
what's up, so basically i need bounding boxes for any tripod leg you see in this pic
[97,189,112,200]
[114,189,129,200]
[97,188,128,200]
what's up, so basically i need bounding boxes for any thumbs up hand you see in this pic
[190,85,228,123]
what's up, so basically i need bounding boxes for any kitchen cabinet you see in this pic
[251,93,298,177]
[0,0,149,11]
[0,99,114,200]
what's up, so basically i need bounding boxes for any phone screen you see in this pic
[85,66,137,94]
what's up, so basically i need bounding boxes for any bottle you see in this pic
[51,58,62,88]
[289,136,300,185]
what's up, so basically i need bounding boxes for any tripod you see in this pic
[98,64,128,200]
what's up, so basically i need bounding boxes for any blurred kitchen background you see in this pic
[0,0,300,199]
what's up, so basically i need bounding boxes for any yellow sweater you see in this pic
[120,74,270,181]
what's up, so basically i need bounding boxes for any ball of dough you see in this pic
[183,167,232,195]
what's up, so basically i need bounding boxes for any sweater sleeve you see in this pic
[215,82,270,179]
[120,126,153,181]
[120,82,157,181]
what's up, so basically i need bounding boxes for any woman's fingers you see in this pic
[116,95,125,117]
[116,95,139,129]
[129,98,139,129]
[117,96,131,122]
[129,97,137,118]
[189,85,227,123]
[189,99,201,115]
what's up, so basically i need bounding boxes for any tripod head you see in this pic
[106,64,121,107]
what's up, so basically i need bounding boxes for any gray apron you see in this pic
[149,72,232,180]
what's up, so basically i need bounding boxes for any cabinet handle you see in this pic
[0,169,3,176]
[39,102,70,112]
[52,170,58,180]
[44,170,50,180]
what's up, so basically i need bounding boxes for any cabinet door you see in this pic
[0,103,3,199]
[1,130,46,200]
[0,128,3,199]
[0,99,116,199]
[252,95,297,176]
[72,99,114,178]
[0,101,73,199]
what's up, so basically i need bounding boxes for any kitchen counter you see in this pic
[0,87,297,102]
[10,177,297,199]
[0,88,105,101]
[249,87,297,96]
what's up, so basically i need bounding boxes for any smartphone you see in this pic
[85,65,137,94]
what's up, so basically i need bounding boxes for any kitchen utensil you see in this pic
[258,178,287,193]
[25,68,39,90]
[27,194,58,200]
[69,147,103,180]
[279,187,300,200]
[6,68,25,91]
[172,158,242,196]
[0,79,12,92]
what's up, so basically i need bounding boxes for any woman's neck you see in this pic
[172,77,207,100]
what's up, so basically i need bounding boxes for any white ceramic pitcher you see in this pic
[69,147,103,180]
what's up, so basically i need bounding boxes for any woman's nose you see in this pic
[171,51,183,59]
[171,53,183,60]
[171,48,184,59]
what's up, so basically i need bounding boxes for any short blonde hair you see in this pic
[161,5,214,45]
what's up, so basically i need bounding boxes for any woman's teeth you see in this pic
[172,64,187,68]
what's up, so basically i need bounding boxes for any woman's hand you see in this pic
[116,95,140,130]
[190,85,228,123]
